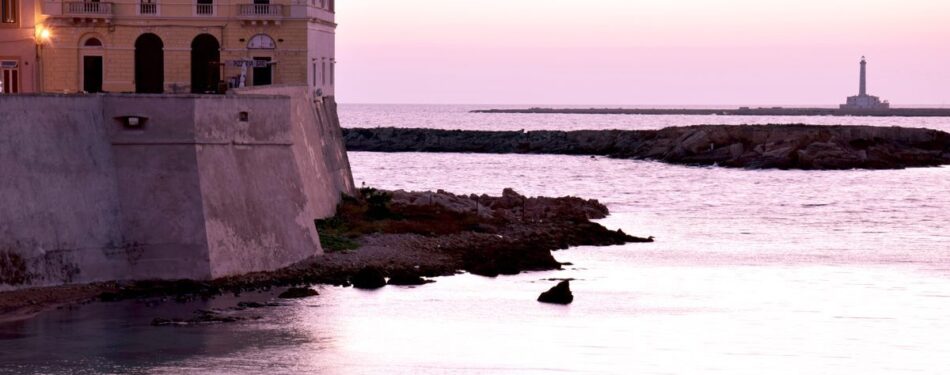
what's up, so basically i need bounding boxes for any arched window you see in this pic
[247,34,275,49]
[83,38,103,47]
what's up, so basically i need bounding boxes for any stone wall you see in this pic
[0,87,354,290]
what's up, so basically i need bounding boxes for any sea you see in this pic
[1,104,949,374]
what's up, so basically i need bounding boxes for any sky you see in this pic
[336,0,950,106]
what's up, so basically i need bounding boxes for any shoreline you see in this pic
[471,107,950,117]
[0,188,652,324]
[343,125,950,170]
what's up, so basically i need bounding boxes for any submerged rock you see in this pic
[387,271,435,286]
[277,288,319,299]
[538,280,574,305]
[151,309,259,326]
[351,267,387,289]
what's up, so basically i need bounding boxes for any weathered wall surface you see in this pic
[104,96,213,281]
[233,86,355,217]
[0,89,354,290]
[0,95,124,286]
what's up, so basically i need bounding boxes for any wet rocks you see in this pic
[538,280,574,305]
[351,267,387,289]
[277,287,319,299]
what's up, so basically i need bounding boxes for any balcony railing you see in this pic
[196,3,214,15]
[139,3,157,15]
[63,1,113,16]
[238,4,282,18]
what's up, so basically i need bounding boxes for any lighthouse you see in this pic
[841,57,890,110]
[859,56,867,96]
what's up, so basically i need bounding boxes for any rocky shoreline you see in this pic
[343,125,950,170]
[471,107,950,117]
[0,188,650,323]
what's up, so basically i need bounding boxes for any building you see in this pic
[0,0,42,93]
[840,57,889,110]
[0,0,335,95]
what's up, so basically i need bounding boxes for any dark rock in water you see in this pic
[237,301,280,309]
[538,280,574,305]
[151,309,258,326]
[278,287,319,299]
[387,271,435,286]
[352,267,387,289]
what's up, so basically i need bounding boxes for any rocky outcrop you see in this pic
[0,188,652,318]
[351,267,387,289]
[343,125,950,170]
[538,280,574,304]
[277,287,319,299]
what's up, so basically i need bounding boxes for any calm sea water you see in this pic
[1,106,949,374]
[339,104,950,132]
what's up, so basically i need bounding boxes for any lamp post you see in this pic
[34,25,51,93]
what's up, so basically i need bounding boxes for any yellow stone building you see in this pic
[35,0,335,95]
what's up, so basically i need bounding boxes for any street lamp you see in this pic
[34,25,51,92]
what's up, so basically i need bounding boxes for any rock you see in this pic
[351,267,387,289]
[387,271,435,286]
[277,287,319,299]
[151,309,257,326]
[538,280,574,304]
[237,301,279,309]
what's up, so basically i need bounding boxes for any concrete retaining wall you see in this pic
[0,87,354,290]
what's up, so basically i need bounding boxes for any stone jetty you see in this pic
[343,125,950,170]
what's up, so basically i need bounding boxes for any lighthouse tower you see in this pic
[841,57,890,110]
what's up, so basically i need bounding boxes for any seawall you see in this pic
[343,125,950,170]
[0,88,355,290]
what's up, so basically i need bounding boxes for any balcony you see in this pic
[63,2,113,22]
[195,3,214,15]
[238,4,283,24]
[139,3,157,15]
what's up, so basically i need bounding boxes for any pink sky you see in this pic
[336,0,950,106]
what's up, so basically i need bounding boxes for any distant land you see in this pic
[470,107,950,117]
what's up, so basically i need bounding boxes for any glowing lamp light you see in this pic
[35,25,52,44]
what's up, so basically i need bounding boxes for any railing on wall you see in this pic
[63,1,113,16]
[195,3,214,15]
[238,4,282,18]
[139,2,157,15]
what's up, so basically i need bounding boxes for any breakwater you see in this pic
[343,125,950,170]
[471,107,950,117]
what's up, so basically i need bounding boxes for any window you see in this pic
[328,0,333,12]
[1,60,19,93]
[84,37,102,47]
[140,0,157,15]
[329,60,334,85]
[196,0,212,15]
[247,34,275,49]
[312,62,316,87]
[321,61,326,86]
[1,0,16,24]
